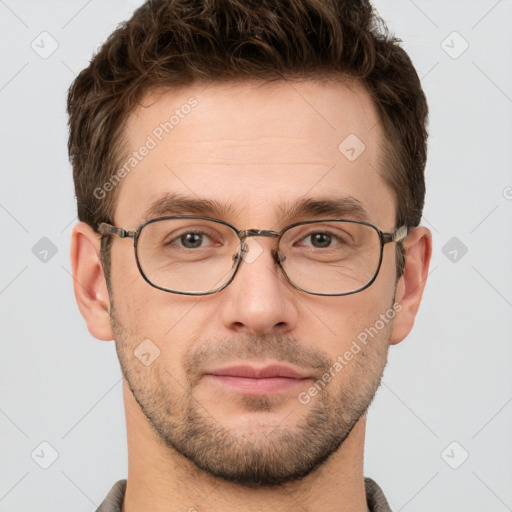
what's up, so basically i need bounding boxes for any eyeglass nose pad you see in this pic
[273,249,285,265]
[232,245,283,268]
[232,242,248,268]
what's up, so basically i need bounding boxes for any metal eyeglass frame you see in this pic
[98,216,409,297]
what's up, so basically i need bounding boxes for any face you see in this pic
[107,79,401,486]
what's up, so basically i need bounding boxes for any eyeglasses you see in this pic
[98,216,408,296]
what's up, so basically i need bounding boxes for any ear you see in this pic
[390,226,432,345]
[70,222,114,341]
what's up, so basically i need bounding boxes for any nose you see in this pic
[218,237,299,335]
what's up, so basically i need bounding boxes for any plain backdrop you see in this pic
[0,1,511,510]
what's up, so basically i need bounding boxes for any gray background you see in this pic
[0,0,511,510]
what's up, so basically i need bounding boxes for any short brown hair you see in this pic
[67,0,428,277]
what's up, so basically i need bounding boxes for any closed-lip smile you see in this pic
[204,364,311,395]
[206,364,308,379]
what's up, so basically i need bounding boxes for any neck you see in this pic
[121,380,370,512]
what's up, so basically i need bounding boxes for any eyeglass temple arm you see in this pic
[98,222,137,239]
[382,225,409,244]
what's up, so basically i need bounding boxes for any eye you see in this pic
[299,230,349,249]
[166,230,219,249]
[307,232,334,248]
[177,232,208,249]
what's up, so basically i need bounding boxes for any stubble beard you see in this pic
[110,303,391,487]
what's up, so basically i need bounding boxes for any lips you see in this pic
[206,364,307,379]
[204,364,311,395]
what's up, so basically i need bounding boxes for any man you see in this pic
[67,0,432,510]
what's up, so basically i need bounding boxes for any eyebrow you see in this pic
[277,196,369,223]
[141,192,369,225]
[142,193,236,221]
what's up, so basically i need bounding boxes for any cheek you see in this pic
[110,248,147,323]
[109,251,207,369]
[306,281,395,358]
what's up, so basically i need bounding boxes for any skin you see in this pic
[71,79,432,512]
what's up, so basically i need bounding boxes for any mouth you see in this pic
[204,364,312,395]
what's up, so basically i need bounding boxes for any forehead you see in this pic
[115,79,395,229]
